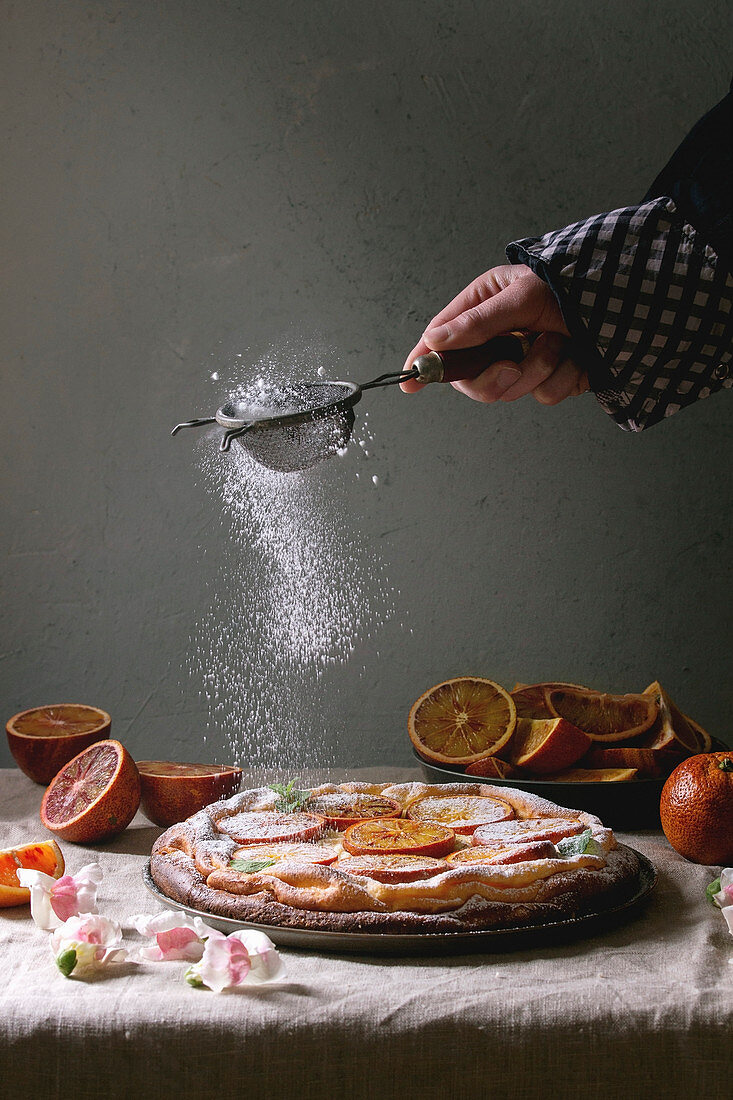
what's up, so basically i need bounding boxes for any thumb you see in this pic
[423,274,565,348]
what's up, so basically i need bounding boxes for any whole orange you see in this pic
[659,752,733,864]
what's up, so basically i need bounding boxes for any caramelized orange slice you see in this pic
[338,853,446,883]
[216,811,323,845]
[472,817,585,846]
[307,792,401,830]
[445,839,557,866]
[406,793,514,834]
[343,818,455,858]
[231,842,337,866]
[547,689,657,742]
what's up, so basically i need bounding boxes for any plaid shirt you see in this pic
[506,90,733,432]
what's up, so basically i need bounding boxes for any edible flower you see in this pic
[17,862,103,930]
[50,914,127,978]
[129,910,210,962]
[707,868,733,936]
[185,928,285,992]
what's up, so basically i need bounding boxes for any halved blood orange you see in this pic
[445,839,557,866]
[406,793,514,834]
[342,818,455,858]
[464,757,516,779]
[338,853,446,883]
[0,840,65,908]
[306,792,402,830]
[137,761,242,827]
[639,682,700,754]
[215,810,323,845]
[6,704,111,785]
[510,682,590,720]
[508,717,591,774]
[473,817,585,846]
[40,740,140,843]
[231,842,337,867]
[408,677,516,765]
[547,689,657,742]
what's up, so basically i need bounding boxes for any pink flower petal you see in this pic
[155,927,202,960]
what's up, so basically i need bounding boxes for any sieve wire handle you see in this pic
[412,332,536,384]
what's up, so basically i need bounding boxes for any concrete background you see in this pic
[2,0,731,772]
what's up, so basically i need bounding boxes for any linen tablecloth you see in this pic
[1,767,730,1100]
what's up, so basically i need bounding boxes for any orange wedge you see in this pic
[580,745,681,778]
[540,767,639,782]
[547,689,657,742]
[338,853,446,883]
[406,793,514,834]
[445,839,556,866]
[342,818,455,859]
[639,682,700,753]
[0,839,65,908]
[464,757,516,779]
[508,717,591,774]
[510,682,590,719]
[685,714,713,753]
[408,677,516,765]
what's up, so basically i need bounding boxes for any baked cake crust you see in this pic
[149,781,643,934]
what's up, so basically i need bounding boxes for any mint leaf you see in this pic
[268,780,311,814]
[229,857,278,874]
[56,948,77,978]
[706,877,722,907]
[556,829,601,858]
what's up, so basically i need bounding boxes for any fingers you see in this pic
[450,336,589,407]
[532,359,590,404]
[496,333,567,402]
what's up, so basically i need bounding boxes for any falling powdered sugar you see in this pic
[189,364,394,780]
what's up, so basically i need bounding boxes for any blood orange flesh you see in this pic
[343,818,455,858]
[472,817,585,846]
[6,704,111,785]
[338,853,446,883]
[306,792,402,830]
[231,842,337,867]
[40,739,141,844]
[215,811,323,845]
[445,839,557,866]
[0,840,64,908]
[406,793,514,834]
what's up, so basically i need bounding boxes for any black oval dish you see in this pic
[412,750,663,830]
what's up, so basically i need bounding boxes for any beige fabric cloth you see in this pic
[1,767,731,1100]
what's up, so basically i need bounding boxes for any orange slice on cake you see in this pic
[230,842,337,867]
[472,817,585,846]
[216,811,323,845]
[408,677,516,765]
[306,792,402,830]
[342,818,455,859]
[445,839,557,866]
[406,793,514,834]
[338,853,446,883]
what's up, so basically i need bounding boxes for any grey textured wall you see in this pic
[2,0,731,772]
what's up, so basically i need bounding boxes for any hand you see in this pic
[401,264,590,405]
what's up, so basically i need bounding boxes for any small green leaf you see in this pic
[56,948,78,978]
[556,829,601,858]
[185,967,204,988]
[268,779,311,814]
[229,857,278,874]
[706,877,722,907]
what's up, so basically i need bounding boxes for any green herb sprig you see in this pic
[268,780,311,814]
[556,829,601,858]
[229,857,278,874]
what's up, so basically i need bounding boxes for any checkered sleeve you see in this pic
[506,197,733,431]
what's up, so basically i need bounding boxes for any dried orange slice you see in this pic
[338,853,446,883]
[6,704,111,785]
[306,792,401,830]
[540,767,639,782]
[215,811,323,845]
[408,677,516,765]
[510,682,590,719]
[445,839,557,866]
[0,840,65,908]
[547,689,657,742]
[472,817,585,846]
[508,717,591,774]
[464,757,516,779]
[231,842,337,866]
[40,740,140,843]
[639,682,700,753]
[406,793,514,834]
[685,714,713,753]
[342,818,455,858]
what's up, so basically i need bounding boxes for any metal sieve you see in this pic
[172,333,532,472]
